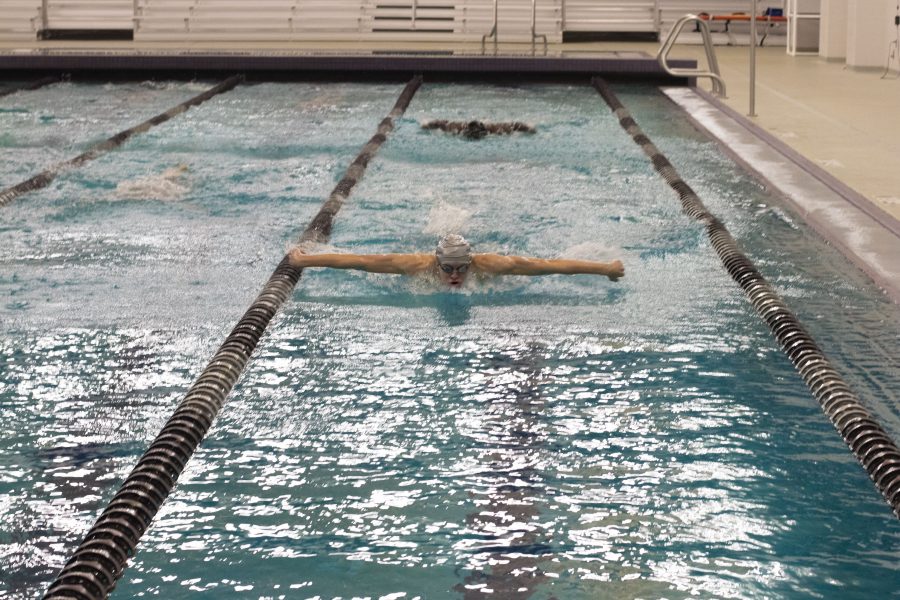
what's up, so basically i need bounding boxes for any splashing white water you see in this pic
[298,88,346,112]
[114,165,189,201]
[422,201,473,237]
[285,240,349,259]
[557,240,621,260]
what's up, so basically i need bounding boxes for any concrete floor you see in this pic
[629,41,900,223]
[613,40,900,302]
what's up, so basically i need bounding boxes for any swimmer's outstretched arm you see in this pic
[422,119,468,134]
[473,254,624,281]
[485,122,536,134]
[288,249,434,275]
[422,119,455,132]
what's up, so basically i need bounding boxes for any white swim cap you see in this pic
[435,234,472,265]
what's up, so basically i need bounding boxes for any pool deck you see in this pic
[1,38,898,301]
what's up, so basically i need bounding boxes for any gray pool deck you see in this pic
[1,39,898,302]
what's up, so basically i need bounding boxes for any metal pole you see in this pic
[494,0,498,53]
[41,0,49,31]
[532,0,536,40]
[749,0,758,116]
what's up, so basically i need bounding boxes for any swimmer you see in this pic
[288,234,624,289]
[160,163,188,179]
[114,163,189,201]
[421,120,536,140]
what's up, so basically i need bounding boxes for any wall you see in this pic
[846,0,897,69]
[885,0,900,73]
[819,0,847,59]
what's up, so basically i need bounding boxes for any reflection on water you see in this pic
[436,294,471,327]
[0,328,206,597]
[1,82,899,599]
[455,343,551,598]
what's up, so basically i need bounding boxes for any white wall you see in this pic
[846,0,896,68]
[819,0,847,59]
[884,0,900,73]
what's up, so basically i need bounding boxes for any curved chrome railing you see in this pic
[658,14,726,97]
[481,0,499,54]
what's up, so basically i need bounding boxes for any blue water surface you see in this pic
[1,81,899,599]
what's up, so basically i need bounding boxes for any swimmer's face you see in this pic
[437,261,470,287]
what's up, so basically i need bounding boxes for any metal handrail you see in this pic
[481,0,548,56]
[481,0,498,54]
[531,0,548,55]
[657,14,726,97]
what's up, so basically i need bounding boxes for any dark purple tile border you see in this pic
[0,52,696,79]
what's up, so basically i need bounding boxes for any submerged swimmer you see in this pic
[114,163,189,201]
[421,120,535,140]
[288,234,624,288]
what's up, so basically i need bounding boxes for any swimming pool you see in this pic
[1,79,899,599]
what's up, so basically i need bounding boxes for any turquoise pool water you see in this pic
[1,81,899,599]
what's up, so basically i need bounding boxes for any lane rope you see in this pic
[0,75,244,207]
[592,76,900,520]
[0,74,64,98]
[41,75,423,600]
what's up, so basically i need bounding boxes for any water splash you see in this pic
[422,201,473,237]
[557,240,622,260]
[297,88,347,112]
[113,164,189,201]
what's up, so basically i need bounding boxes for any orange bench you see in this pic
[697,13,787,46]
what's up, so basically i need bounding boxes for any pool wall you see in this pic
[0,51,696,83]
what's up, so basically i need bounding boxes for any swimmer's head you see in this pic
[463,120,488,140]
[435,234,472,287]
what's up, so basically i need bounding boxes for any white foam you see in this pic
[298,89,345,112]
[422,201,473,237]
[114,165,189,201]
[287,241,346,255]
[557,240,621,260]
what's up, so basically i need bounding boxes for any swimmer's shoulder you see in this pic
[471,253,509,275]
[398,253,436,275]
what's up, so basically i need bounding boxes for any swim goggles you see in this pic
[439,263,469,274]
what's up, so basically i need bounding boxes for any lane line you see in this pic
[0,75,243,207]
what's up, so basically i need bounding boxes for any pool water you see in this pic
[1,81,899,599]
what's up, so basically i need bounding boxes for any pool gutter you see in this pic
[664,86,900,305]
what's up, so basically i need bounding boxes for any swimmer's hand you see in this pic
[607,259,624,282]
[288,246,307,266]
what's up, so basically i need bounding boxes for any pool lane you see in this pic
[592,77,900,521]
[0,75,242,207]
[40,76,422,600]
[455,344,552,597]
[0,75,63,98]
